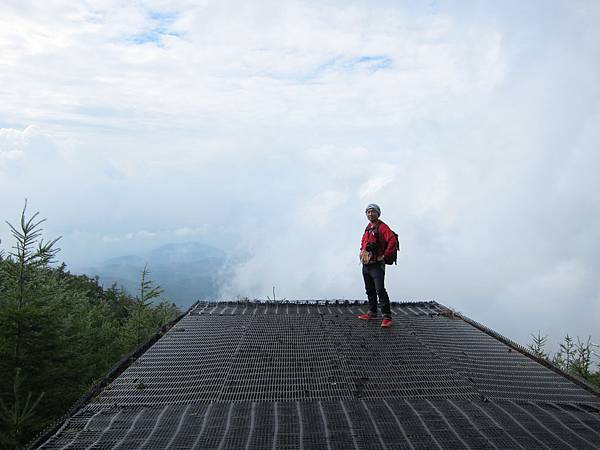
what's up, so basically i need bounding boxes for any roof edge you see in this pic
[191,299,437,306]
[433,301,600,400]
[27,301,200,450]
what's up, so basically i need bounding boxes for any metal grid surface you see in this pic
[325,313,478,400]
[95,315,253,406]
[93,301,477,407]
[39,399,600,449]
[36,301,600,449]
[218,315,353,402]
[409,314,600,404]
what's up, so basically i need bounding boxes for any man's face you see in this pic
[366,209,379,222]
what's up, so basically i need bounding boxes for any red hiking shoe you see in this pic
[357,313,376,320]
[381,318,392,328]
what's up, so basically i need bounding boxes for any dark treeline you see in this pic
[0,203,180,449]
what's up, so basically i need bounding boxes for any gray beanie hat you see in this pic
[365,203,381,216]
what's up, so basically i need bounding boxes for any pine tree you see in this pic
[0,200,62,445]
[553,334,576,373]
[572,336,592,378]
[124,265,165,347]
[528,331,549,360]
[0,369,44,449]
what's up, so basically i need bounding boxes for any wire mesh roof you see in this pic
[35,301,600,449]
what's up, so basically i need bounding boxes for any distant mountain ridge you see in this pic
[82,242,226,307]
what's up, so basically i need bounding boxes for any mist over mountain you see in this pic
[81,242,226,307]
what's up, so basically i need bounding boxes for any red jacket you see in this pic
[361,220,397,261]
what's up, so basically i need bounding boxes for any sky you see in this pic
[1,0,599,352]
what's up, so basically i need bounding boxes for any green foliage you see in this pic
[553,334,577,372]
[0,369,44,449]
[572,336,593,378]
[0,202,180,446]
[123,265,165,347]
[528,332,599,387]
[528,331,549,359]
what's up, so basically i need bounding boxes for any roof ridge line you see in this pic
[190,299,438,308]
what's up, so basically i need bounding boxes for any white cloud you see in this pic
[1,1,600,349]
[297,190,349,228]
[0,128,26,163]
[357,164,397,199]
[0,1,509,134]
[125,230,157,240]
[175,225,209,237]
[0,125,53,162]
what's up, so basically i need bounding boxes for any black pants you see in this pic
[362,262,391,317]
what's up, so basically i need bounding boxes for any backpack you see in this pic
[370,222,400,265]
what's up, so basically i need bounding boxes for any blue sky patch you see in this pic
[350,55,393,72]
[128,10,183,47]
[287,55,392,83]
[148,11,179,24]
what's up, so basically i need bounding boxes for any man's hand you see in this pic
[377,255,384,262]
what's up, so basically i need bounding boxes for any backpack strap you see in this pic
[366,222,381,248]
[365,222,380,234]
[372,223,385,261]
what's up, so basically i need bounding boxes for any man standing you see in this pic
[358,204,397,328]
